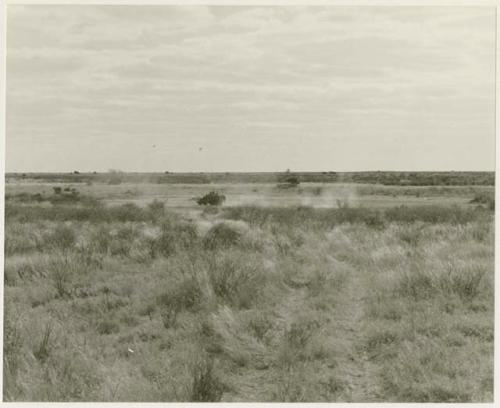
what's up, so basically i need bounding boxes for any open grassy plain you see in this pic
[3,174,495,401]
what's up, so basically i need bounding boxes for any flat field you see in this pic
[3,176,495,402]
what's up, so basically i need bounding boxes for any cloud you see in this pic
[6,5,495,172]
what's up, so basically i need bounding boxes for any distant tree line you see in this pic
[5,171,494,186]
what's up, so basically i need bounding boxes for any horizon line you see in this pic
[5,170,496,174]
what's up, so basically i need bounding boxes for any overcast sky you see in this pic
[6,6,496,172]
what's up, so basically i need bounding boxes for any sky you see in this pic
[6,6,496,172]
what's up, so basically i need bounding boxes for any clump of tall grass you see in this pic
[439,264,487,300]
[89,225,114,254]
[398,225,424,247]
[202,205,220,216]
[209,306,269,368]
[147,199,166,222]
[380,338,477,402]
[4,224,43,255]
[109,225,137,257]
[37,347,103,401]
[189,355,224,402]
[96,319,120,335]
[273,363,308,402]
[4,257,39,285]
[44,254,92,298]
[207,251,265,309]
[33,321,53,362]
[43,224,76,251]
[278,318,320,366]
[4,310,24,383]
[153,220,198,257]
[203,222,243,250]
[396,262,488,301]
[156,276,203,328]
[470,191,495,210]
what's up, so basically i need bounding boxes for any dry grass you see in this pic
[3,187,494,402]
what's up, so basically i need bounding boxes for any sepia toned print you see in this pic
[3,5,495,402]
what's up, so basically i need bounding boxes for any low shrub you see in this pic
[197,191,226,206]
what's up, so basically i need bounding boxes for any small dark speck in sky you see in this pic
[199,147,203,151]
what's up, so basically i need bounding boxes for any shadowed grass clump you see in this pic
[147,199,165,217]
[396,262,488,302]
[33,321,53,362]
[203,223,243,250]
[189,356,224,402]
[156,276,204,328]
[44,225,76,251]
[154,221,199,257]
[470,191,495,210]
[207,252,265,309]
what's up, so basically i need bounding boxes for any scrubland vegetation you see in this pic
[7,170,494,186]
[3,182,494,402]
